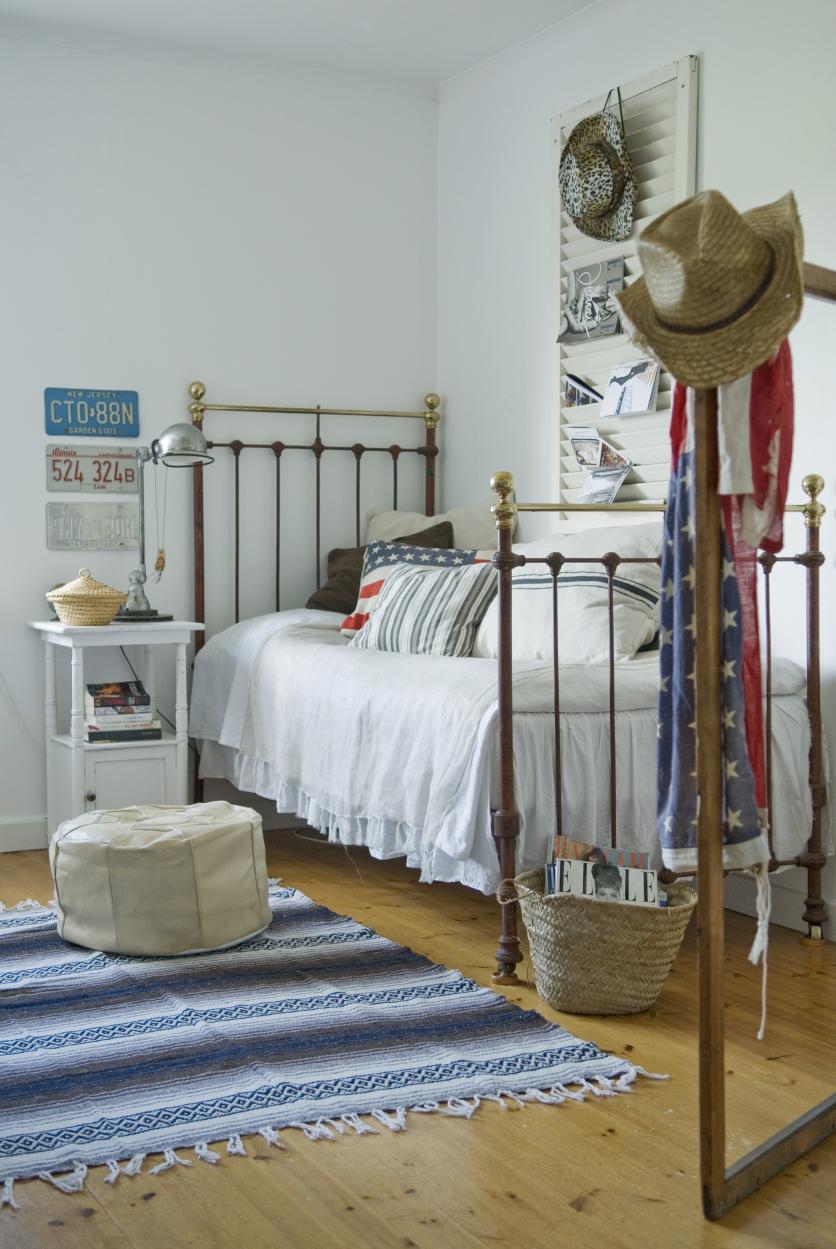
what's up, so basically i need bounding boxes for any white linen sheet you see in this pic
[190,609,823,895]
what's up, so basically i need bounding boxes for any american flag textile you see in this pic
[340,541,490,637]
[657,388,770,873]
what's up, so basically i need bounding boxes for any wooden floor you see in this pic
[1,833,834,1249]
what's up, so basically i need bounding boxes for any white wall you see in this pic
[0,38,437,851]
[437,0,836,932]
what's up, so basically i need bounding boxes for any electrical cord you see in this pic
[119,645,200,760]
[0,666,41,754]
[291,828,368,886]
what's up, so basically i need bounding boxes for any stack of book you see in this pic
[84,682,162,743]
[545,835,662,906]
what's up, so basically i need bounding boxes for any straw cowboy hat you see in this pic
[559,91,637,243]
[617,189,803,386]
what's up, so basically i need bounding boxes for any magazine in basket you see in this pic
[546,836,658,906]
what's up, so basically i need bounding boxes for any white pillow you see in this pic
[365,500,505,551]
[472,522,662,664]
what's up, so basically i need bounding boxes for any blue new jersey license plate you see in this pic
[44,388,140,438]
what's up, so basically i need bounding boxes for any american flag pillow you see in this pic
[349,562,497,657]
[340,540,491,637]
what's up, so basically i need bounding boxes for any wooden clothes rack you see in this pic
[694,261,836,1218]
[489,259,835,1220]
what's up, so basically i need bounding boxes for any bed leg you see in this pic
[492,808,521,984]
[800,474,827,942]
[192,762,204,805]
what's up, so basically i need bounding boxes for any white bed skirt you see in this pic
[200,740,495,891]
[192,610,828,896]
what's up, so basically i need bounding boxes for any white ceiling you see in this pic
[0,0,597,89]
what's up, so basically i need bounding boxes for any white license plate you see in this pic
[46,502,139,550]
[46,446,138,493]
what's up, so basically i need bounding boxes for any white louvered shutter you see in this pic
[552,56,698,507]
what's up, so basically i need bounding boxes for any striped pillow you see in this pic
[349,562,497,657]
[340,540,490,638]
[473,522,662,663]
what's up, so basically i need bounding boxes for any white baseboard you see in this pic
[0,815,48,853]
[724,867,834,941]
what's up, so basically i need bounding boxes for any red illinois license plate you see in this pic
[45,446,138,493]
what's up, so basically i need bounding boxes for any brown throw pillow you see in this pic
[305,520,454,615]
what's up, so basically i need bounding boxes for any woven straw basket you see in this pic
[46,568,126,626]
[514,868,696,1015]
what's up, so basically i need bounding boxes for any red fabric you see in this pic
[669,384,688,464]
[746,341,795,553]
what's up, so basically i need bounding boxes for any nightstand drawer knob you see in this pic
[85,792,97,804]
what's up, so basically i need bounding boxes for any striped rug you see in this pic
[0,885,661,1209]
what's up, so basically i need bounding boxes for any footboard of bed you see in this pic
[488,470,828,982]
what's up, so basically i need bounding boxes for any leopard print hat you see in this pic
[559,94,637,244]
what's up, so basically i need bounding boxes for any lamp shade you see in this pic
[151,423,214,467]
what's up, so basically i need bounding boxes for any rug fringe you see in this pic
[37,1163,88,1194]
[103,1153,146,1183]
[442,1096,480,1118]
[0,898,43,914]
[339,1114,378,1137]
[370,1107,407,1132]
[195,1143,222,1164]
[0,1072,668,1210]
[149,1149,191,1176]
[258,1127,285,1150]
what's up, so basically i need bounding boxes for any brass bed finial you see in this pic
[189,380,206,428]
[424,393,441,429]
[802,474,826,528]
[490,471,517,530]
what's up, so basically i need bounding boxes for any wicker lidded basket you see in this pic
[46,568,127,626]
[514,868,696,1015]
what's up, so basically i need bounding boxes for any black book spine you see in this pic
[87,695,152,708]
[85,728,162,743]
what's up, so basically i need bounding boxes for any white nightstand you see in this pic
[29,620,204,837]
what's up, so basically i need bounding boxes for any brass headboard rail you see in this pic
[510,500,810,513]
[188,381,441,647]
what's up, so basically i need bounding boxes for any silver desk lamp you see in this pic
[117,423,214,621]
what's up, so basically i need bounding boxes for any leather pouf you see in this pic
[49,801,272,956]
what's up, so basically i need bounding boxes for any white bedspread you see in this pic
[191,609,820,894]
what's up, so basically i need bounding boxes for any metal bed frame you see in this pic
[184,345,833,1216]
[186,380,440,650]
[488,473,827,978]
